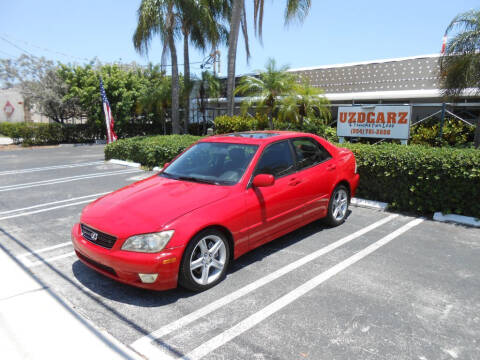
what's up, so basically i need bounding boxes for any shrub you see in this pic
[341,142,480,218]
[410,117,475,146]
[0,122,102,145]
[104,134,202,168]
[214,115,253,134]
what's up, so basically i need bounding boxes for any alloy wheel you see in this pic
[332,188,348,221]
[189,235,227,285]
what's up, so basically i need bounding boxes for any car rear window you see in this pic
[291,138,332,170]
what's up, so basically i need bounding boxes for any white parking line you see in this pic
[27,251,76,268]
[0,199,99,221]
[0,192,110,215]
[16,242,75,267]
[17,241,72,258]
[0,169,140,192]
[130,214,399,357]
[0,161,104,176]
[183,218,424,360]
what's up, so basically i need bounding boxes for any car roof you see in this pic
[200,131,316,145]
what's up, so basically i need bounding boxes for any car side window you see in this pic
[291,138,332,170]
[255,141,295,178]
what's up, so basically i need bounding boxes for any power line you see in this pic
[1,33,90,62]
[0,36,36,57]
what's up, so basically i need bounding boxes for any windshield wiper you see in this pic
[177,176,219,185]
[160,171,175,178]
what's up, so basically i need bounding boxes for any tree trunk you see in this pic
[183,31,190,134]
[169,32,181,135]
[268,109,274,130]
[226,0,243,116]
[475,114,480,149]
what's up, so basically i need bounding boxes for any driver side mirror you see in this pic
[252,174,275,187]
[163,162,170,169]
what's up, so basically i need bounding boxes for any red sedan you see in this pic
[71,131,359,291]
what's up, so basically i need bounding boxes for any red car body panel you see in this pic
[72,131,359,290]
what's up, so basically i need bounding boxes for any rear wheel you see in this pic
[325,185,349,226]
[179,229,230,292]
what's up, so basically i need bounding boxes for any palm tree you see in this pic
[134,0,228,134]
[198,70,220,133]
[277,79,330,127]
[179,0,229,133]
[226,0,312,116]
[440,9,480,148]
[133,0,182,134]
[235,58,296,129]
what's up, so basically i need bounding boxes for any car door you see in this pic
[244,140,306,250]
[290,137,336,222]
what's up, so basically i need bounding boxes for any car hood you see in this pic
[80,175,231,238]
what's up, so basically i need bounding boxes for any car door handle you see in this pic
[289,178,302,186]
[327,164,336,171]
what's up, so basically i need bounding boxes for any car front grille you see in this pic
[80,224,117,249]
[76,251,117,277]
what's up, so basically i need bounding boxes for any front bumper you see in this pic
[71,223,184,291]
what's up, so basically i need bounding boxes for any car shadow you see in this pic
[228,210,352,274]
[72,210,351,305]
[71,261,195,306]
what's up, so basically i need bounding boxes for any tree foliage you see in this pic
[277,79,330,126]
[0,54,81,123]
[59,62,174,136]
[440,9,480,97]
[235,58,296,128]
[440,8,480,148]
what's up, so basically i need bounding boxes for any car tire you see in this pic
[178,229,230,292]
[325,184,350,227]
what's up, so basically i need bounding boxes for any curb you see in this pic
[108,159,162,172]
[351,197,388,211]
[433,212,480,228]
[108,159,141,168]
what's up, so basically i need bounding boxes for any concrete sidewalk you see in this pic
[0,244,143,360]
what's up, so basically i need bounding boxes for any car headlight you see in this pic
[121,230,174,253]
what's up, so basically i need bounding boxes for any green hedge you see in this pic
[104,134,202,168]
[0,122,102,146]
[341,143,480,218]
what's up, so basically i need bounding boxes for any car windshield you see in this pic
[160,142,258,185]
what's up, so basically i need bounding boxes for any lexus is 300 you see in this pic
[71,131,359,291]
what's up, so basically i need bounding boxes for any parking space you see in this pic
[1,145,479,360]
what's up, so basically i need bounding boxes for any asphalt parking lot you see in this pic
[0,144,479,360]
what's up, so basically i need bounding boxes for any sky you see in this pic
[1,0,479,77]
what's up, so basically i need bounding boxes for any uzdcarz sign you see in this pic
[337,105,411,140]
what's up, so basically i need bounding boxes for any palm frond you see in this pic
[440,9,480,98]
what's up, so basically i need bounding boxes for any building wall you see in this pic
[0,88,25,123]
[0,88,51,124]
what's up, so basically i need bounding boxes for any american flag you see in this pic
[441,34,447,54]
[99,77,117,143]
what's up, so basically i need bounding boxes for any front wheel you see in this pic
[325,185,350,226]
[179,229,230,292]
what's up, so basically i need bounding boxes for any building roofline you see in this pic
[208,88,478,103]
[287,54,441,72]
[218,54,442,79]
